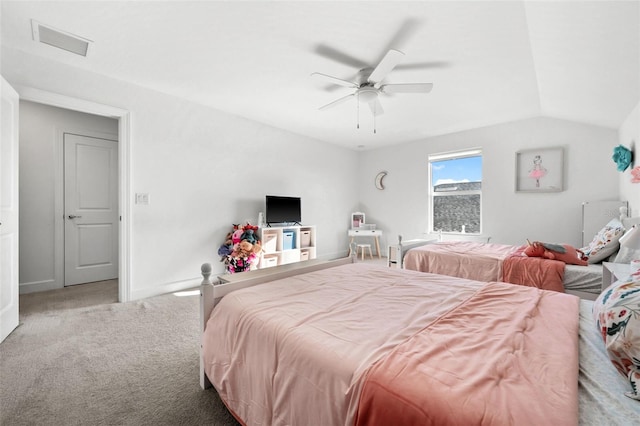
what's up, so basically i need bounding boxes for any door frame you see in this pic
[16,85,132,302]
[1,76,20,342]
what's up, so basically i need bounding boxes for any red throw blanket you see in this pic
[502,246,565,292]
[354,281,579,426]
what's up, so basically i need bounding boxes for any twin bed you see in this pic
[199,257,639,425]
[400,240,604,299]
[392,214,640,300]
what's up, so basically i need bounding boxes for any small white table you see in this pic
[348,229,382,259]
[602,262,632,292]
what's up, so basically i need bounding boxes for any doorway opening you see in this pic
[19,86,131,302]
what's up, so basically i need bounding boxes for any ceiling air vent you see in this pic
[31,20,92,57]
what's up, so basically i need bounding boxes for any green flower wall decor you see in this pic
[612,145,633,172]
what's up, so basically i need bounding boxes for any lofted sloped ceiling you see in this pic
[1,1,638,150]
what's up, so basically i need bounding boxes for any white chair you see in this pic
[356,243,373,261]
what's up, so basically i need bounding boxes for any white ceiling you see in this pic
[2,1,639,150]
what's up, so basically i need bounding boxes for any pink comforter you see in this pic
[404,241,566,292]
[354,281,579,426]
[202,263,579,426]
[403,241,518,282]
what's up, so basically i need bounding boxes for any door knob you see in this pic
[68,215,83,219]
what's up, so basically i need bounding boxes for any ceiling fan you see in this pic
[311,20,443,132]
[311,48,433,117]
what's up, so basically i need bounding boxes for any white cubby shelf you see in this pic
[259,225,316,269]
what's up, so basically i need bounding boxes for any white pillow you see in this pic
[615,226,640,263]
[580,219,625,263]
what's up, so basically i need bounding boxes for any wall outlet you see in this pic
[135,193,150,205]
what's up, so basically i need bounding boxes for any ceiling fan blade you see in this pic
[381,83,433,94]
[313,44,369,69]
[368,98,384,116]
[395,61,451,71]
[368,49,405,85]
[377,18,422,62]
[319,93,355,111]
[311,72,357,88]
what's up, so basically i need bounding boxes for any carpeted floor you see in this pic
[0,281,239,426]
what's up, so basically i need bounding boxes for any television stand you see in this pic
[259,225,316,269]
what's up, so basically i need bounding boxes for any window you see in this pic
[429,149,482,234]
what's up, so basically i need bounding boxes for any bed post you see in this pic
[200,263,214,390]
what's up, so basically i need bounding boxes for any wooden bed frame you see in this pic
[199,257,354,389]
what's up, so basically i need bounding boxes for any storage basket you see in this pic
[261,256,278,268]
[300,231,311,247]
[283,230,295,250]
[262,234,278,253]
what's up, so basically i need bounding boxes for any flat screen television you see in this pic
[265,195,301,225]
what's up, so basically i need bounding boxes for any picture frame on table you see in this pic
[515,146,564,193]
[351,212,365,228]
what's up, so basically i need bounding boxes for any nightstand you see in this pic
[602,262,632,291]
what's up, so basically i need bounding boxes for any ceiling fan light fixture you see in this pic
[357,87,378,103]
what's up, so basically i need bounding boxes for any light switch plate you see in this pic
[135,193,150,205]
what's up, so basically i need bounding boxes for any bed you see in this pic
[397,215,640,300]
[401,240,604,299]
[199,259,640,425]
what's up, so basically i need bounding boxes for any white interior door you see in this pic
[64,133,118,286]
[1,76,19,343]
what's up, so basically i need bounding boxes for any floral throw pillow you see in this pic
[593,269,640,401]
[581,219,625,263]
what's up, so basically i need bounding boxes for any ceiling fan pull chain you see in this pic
[374,103,377,134]
[356,92,360,129]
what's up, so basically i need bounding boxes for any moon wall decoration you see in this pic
[375,171,387,190]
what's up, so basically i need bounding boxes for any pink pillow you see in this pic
[593,269,640,400]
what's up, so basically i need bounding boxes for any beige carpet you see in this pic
[0,281,239,426]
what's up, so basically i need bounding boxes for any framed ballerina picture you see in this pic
[515,147,564,192]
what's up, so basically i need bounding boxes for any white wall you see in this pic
[358,117,620,249]
[4,47,359,300]
[5,42,632,300]
[618,101,640,216]
[18,101,118,293]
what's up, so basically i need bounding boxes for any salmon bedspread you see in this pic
[202,263,579,426]
[354,281,579,426]
[404,241,566,292]
[502,246,565,292]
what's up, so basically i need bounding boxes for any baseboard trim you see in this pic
[130,277,201,301]
[19,279,61,294]
[129,253,361,301]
